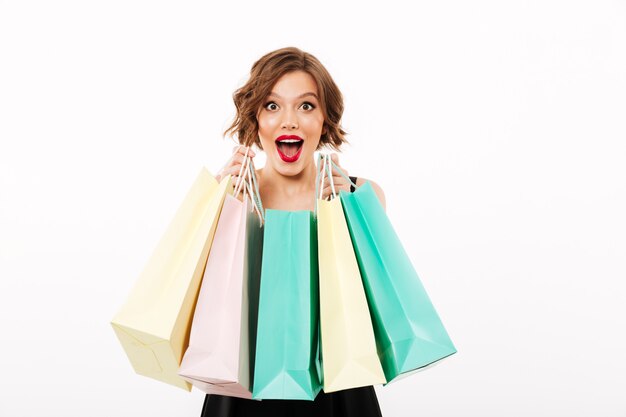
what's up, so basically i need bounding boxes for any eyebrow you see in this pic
[268,92,319,100]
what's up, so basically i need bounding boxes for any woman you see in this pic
[204,46,386,417]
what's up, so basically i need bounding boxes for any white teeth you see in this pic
[278,139,302,143]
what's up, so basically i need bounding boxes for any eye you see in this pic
[264,101,279,111]
[301,102,316,111]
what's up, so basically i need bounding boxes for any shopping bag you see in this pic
[316,155,386,392]
[337,165,456,383]
[252,209,322,400]
[111,168,231,390]
[178,156,264,399]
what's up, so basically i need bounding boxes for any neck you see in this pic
[258,157,318,197]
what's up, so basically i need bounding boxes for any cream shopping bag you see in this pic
[111,168,231,390]
[316,154,386,392]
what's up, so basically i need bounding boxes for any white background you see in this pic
[1,1,625,416]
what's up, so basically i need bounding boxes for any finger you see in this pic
[232,145,256,158]
[331,172,349,187]
[218,148,251,182]
[328,180,349,192]
[331,170,349,179]
[216,172,239,185]
[230,152,248,166]
[218,158,241,177]
[321,185,340,199]
[221,165,246,178]
[329,162,347,178]
[325,180,349,194]
[224,155,252,180]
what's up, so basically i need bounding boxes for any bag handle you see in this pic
[325,154,337,199]
[234,151,353,220]
[314,153,348,216]
[328,157,357,190]
[314,153,332,215]
[245,159,265,224]
[233,147,251,197]
[315,153,358,200]
[232,147,264,224]
[248,157,264,218]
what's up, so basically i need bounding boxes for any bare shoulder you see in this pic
[355,177,386,210]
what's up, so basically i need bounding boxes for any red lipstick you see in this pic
[275,135,304,163]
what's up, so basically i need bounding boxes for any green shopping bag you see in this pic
[339,180,457,383]
[252,209,322,400]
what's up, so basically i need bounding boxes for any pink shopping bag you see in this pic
[178,191,263,398]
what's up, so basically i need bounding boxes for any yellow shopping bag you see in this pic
[317,155,386,392]
[111,168,232,390]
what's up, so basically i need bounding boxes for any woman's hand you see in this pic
[215,145,256,186]
[320,153,353,200]
[320,153,387,210]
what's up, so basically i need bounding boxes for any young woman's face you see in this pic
[257,70,325,176]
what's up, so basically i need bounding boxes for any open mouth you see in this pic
[275,137,304,163]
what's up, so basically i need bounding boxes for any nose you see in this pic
[280,109,298,130]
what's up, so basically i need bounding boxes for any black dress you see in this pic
[200,176,383,417]
[200,385,383,417]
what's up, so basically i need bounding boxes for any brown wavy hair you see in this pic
[223,46,348,150]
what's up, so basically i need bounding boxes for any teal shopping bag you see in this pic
[252,209,322,400]
[340,181,457,383]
